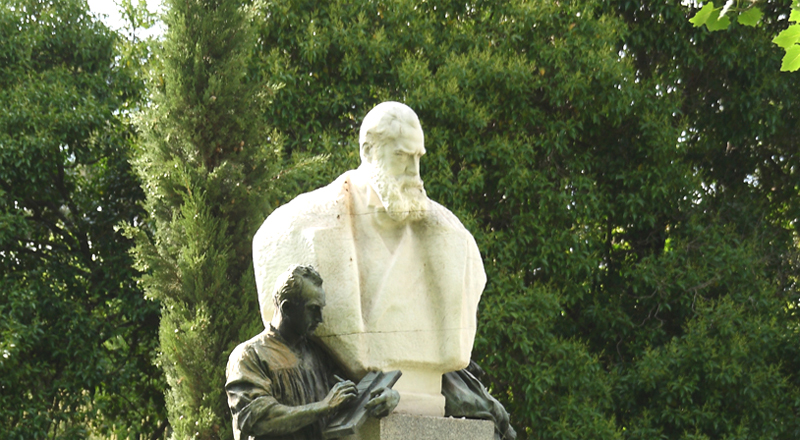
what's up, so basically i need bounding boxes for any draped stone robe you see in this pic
[252,169,486,383]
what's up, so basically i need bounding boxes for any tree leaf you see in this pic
[690,2,716,27]
[780,44,800,71]
[706,9,732,31]
[737,7,763,27]
[790,9,800,23]
[772,24,800,49]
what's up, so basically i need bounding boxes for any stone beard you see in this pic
[365,160,428,223]
[252,102,486,416]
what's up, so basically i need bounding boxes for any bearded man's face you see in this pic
[367,128,429,222]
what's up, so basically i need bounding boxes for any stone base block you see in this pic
[340,413,494,440]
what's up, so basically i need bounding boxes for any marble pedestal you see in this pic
[340,413,494,440]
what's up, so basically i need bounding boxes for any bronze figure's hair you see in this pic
[272,264,323,307]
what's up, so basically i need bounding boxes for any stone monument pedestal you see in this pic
[391,369,447,416]
[340,413,494,440]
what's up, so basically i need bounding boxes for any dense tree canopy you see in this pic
[0,0,166,438]
[251,0,800,438]
[2,0,798,439]
[596,1,800,437]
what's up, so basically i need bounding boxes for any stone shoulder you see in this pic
[424,198,471,233]
[259,169,476,238]
[260,172,353,230]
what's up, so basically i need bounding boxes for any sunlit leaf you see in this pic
[689,2,716,27]
[738,7,763,27]
[706,9,732,31]
[772,24,800,49]
[780,44,800,71]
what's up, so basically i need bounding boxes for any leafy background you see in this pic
[1,0,798,439]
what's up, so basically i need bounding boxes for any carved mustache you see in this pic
[395,176,424,191]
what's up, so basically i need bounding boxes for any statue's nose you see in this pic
[407,157,420,176]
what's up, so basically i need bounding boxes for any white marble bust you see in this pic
[252,102,486,416]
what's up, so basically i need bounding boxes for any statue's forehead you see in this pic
[392,130,425,155]
[301,283,326,306]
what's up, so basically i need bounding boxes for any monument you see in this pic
[225,265,399,440]
[253,102,486,416]
[252,101,486,416]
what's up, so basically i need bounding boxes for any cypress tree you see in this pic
[129,0,285,437]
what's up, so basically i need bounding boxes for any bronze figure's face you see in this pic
[283,282,326,337]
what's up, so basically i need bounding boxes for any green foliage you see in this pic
[128,0,291,438]
[689,1,766,30]
[0,0,166,438]
[252,0,689,437]
[689,2,731,31]
[619,298,796,439]
[4,0,795,439]
[600,0,799,436]
[689,0,800,71]
[251,0,799,437]
[771,0,800,71]
[773,22,800,48]
[609,219,800,438]
[689,2,717,28]
[773,3,800,71]
[116,0,160,88]
[738,6,765,26]
[782,44,800,70]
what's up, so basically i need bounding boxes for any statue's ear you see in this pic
[278,300,290,318]
[280,299,302,320]
[361,141,375,163]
